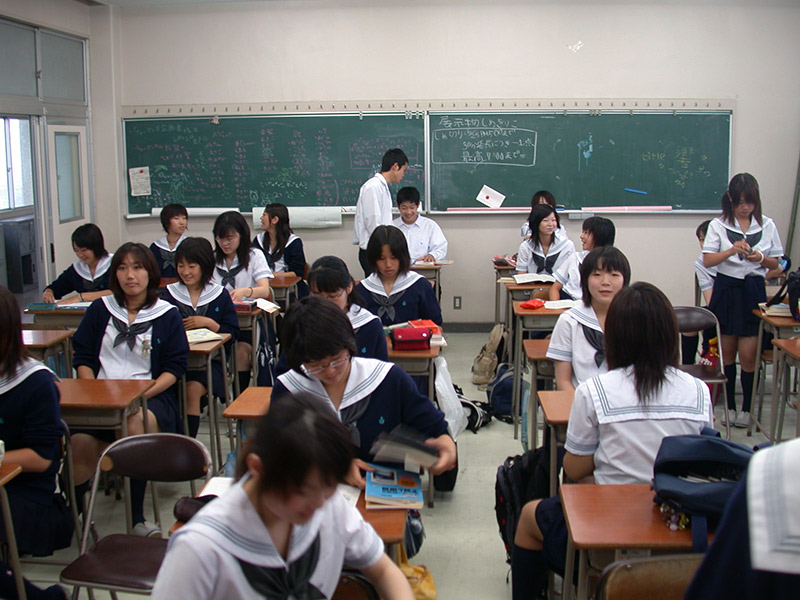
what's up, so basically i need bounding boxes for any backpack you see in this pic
[471,324,507,385]
[494,447,553,563]
[766,267,800,321]
[652,434,754,552]
[485,363,529,424]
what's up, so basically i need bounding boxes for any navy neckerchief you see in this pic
[581,324,605,367]
[111,316,152,350]
[236,534,324,600]
[532,252,559,274]
[216,264,245,288]
[725,229,763,261]
[369,290,406,322]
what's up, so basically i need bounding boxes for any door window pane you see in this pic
[41,32,86,102]
[55,132,83,222]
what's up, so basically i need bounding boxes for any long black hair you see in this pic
[213,211,251,269]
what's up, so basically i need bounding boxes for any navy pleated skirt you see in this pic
[708,273,766,337]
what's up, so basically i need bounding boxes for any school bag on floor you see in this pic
[471,324,507,385]
[652,434,754,552]
[485,363,529,424]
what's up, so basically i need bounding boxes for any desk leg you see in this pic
[220,345,234,453]
[769,331,782,443]
[776,352,790,443]
[206,355,221,473]
[549,425,558,497]
[511,313,522,439]
[0,488,26,600]
[232,339,240,399]
[494,273,501,324]
[748,321,766,437]
[527,361,538,452]
[563,537,575,600]
[576,549,589,600]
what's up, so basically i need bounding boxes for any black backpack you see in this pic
[766,267,800,321]
[652,434,754,552]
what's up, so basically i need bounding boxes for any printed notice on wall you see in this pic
[129,166,151,196]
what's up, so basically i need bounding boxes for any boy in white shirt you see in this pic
[392,187,448,263]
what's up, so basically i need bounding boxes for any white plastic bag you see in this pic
[434,356,467,440]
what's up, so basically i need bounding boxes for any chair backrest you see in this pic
[597,554,704,600]
[99,433,212,483]
[674,306,718,335]
[331,571,380,600]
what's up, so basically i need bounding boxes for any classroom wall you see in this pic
[4,0,799,323]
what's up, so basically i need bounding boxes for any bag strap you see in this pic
[691,514,709,553]
[766,278,790,306]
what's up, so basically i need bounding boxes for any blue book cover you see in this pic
[365,464,423,509]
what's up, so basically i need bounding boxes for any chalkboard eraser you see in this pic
[555,205,566,211]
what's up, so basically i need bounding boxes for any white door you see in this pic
[46,124,91,273]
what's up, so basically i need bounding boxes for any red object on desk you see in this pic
[520,298,545,309]
[391,327,432,351]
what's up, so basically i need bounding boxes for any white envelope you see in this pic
[476,184,505,208]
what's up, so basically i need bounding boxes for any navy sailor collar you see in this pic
[152,234,187,252]
[0,357,55,395]
[73,254,113,282]
[360,271,423,298]
[166,281,224,308]
[101,295,175,324]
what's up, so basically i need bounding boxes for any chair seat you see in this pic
[761,349,773,362]
[61,534,167,591]
[678,364,727,385]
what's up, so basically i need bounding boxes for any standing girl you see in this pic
[516,204,575,276]
[149,203,188,279]
[212,211,273,389]
[546,246,631,393]
[356,225,442,327]
[42,224,113,304]
[161,237,239,438]
[702,173,783,428]
[71,243,188,537]
[253,203,308,298]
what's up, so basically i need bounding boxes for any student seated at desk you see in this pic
[161,237,240,438]
[42,223,113,304]
[520,190,566,238]
[149,203,188,279]
[546,246,630,394]
[71,243,188,538]
[516,204,574,277]
[152,393,413,600]
[273,296,456,488]
[211,211,273,389]
[356,225,442,328]
[392,186,448,263]
[549,216,615,301]
[0,287,73,569]
[253,202,309,298]
[512,283,712,600]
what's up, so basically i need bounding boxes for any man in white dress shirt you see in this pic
[353,148,408,276]
[392,186,448,263]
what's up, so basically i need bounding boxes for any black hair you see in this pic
[262,203,292,266]
[307,255,361,310]
[721,172,762,226]
[213,211,251,270]
[239,392,354,495]
[397,186,421,206]
[280,295,358,371]
[0,286,28,378]
[527,204,560,250]
[579,246,631,307]
[71,224,108,259]
[582,216,616,247]
[381,148,409,172]
[531,190,556,210]
[109,242,160,308]
[159,203,188,233]
[365,225,411,274]
[695,220,711,241]
[605,282,679,403]
[175,237,216,288]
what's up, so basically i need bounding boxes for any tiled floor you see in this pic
[20,332,793,599]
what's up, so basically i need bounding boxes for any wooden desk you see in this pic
[187,333,233,472]
[511,302,566,439]
[504,281,554,362]
[561,483,703,600]
[57,379,156,437]
[523,338,551,451]
[270,272,302,309]
[493,262,516,324]
[539,390,573,496]
[410,263,443,300]
[750,310,800,440]
[236,306,267,391]
[26,306,86,329]
[0,464,25,600]
[771,337,800,442]
[23,329,74,377]
[222,386,272,450]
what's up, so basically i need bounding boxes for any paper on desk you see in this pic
[337,484,361,507]
[476,185,505,208]
[544,299,580,310]
[128,167,151,196]
[255,298,280,313]
[202,476,234,496]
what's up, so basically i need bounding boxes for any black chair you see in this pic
[332,570,380,600]
[60,434,211,599]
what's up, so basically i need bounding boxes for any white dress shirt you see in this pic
[353,173,392,249]
[392,215,448,261]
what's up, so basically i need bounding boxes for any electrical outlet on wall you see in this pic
[453,296,462,310]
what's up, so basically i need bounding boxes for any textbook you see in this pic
[544,299,581,310]
[758,302,792,317]
[186,328,224,344]
[365,465,423,509]
[370,424,439,468]
[413,259,454,266]
[512,273,555,285]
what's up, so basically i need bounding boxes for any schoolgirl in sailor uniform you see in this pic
[161,237,239,438]
[42,223,113,304]
[546,247,630,393]
[355,225,442,328]
[702,173,783,428]
[211,211,273,388]
[549,216,615,301]
[512,283,713,600]
[149,203,188,279]
[520,190,567,238]
[71,243,188,537]
[253,203,309,298]
[273,296,456,488]
[516,204,575,277]
[152,394,413,600]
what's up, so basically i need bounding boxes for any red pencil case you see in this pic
[520,298,545,309]
[391,327,432,351]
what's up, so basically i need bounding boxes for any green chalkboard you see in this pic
[124,114,424,214]
[429,112,730,211]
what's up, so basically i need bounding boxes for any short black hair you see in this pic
[71,224,108,259]
[175,237,216,288]
[213,211,251,269]
[582,216,616,247]
[109,242,160,308]
[381,148,408,172]
[527,204,560,249]
[240,392,354,495]
[695,220,711,240]
[579,246,631,307]
[307,255,361,310]
[365,225,411,274]
[397,187,420,206]
[159,203,188,232]
[280,295,357,370]
[531,190,556,209]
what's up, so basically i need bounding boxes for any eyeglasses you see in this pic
[301,355,350,376]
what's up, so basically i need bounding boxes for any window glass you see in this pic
[55,132,83,221]
[41,31,86,102]
[0,21,37,97]
[9,119,33,207]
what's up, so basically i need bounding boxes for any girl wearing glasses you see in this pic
[273,296,456,488]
